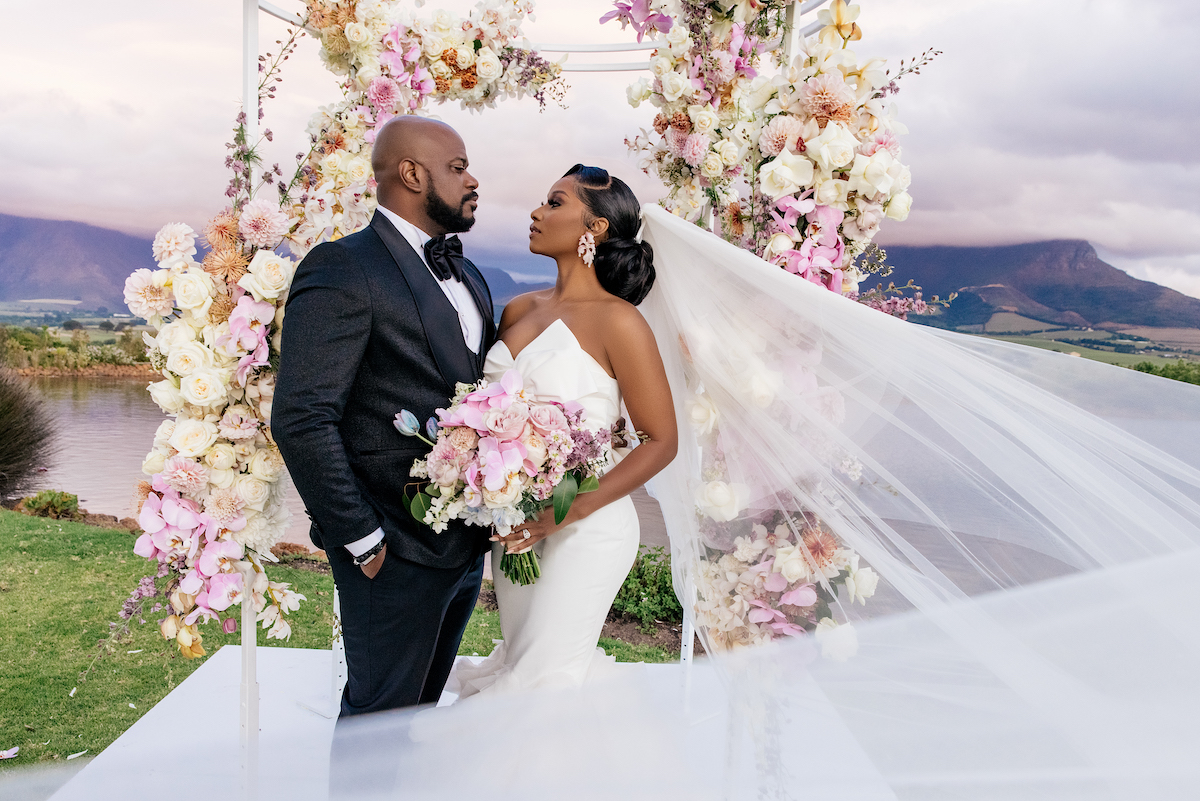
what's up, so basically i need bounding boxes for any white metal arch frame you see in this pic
[234,0,836,790]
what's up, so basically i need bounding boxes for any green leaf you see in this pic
[552,473,579,525]
[577,474,600,494]
[398,490,411,515]
[410,491,433,525]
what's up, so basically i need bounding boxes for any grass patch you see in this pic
[598,638,674,664]
[0,510,671,768]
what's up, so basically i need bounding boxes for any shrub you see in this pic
[1133,360,1200,386]
[612,546,683,633]
[19,489,80,519]
[0,370,57,500]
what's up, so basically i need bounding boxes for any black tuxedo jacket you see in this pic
[273,211,497,568]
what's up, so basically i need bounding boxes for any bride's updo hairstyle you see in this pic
[564,164,655,305]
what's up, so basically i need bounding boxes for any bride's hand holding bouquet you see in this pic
[395,369,614,585]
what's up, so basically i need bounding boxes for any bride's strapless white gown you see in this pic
[450,318,641,699]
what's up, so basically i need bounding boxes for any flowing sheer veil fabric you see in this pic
[9,208,1199,801]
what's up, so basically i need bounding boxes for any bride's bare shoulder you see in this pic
[497,289,552,335]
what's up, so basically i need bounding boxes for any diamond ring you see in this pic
[522,530,531,540]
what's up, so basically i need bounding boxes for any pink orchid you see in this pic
[1,746,18,760]
[599,0,672,42]
[763,570,789,593]
[179,567,205,595]
[771,194,816,238]
[222,617,238,634]
[133,531,158,559]
[204,572,244,612]
[467,369,523,410]
[477,436,527,491]
[806,205,846,248]
[218,295,273,357]
[747,600,806,637]
[137,492,166,534]
[780,584,818,607]
[198,539,245,577]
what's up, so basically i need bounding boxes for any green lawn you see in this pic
[0,510,671,769]
[983,334,1184,367]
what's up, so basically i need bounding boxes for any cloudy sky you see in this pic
[2,0,1196,290]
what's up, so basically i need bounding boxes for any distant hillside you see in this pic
[882,240,1200,329]
[0,214,157,311]
[0,213,547,314]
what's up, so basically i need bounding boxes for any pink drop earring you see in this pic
[577,231,596,267]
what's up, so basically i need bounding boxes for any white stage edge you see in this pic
[42,644,895,801]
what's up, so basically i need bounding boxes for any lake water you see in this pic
[23,377,670,554]
[26,376,313,548]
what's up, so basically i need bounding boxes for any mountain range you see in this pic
[0,213,548,314]
[2,213,1196,331]
[881,240,1200,330]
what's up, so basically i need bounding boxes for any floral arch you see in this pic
[122,0,932,657]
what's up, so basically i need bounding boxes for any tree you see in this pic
[62,319,84,331]
[99,321,115,331]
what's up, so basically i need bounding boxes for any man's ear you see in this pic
[398,158,424,193]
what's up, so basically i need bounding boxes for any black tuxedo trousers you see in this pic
[273,211,496,719]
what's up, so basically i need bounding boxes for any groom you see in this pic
[274,116,496,716]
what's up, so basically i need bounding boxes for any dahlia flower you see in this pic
[758,114,804,158]
[238,198,290,250]
[123,268,175,321]
[152,223,198,264]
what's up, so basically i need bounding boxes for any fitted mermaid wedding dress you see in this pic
[449,318,641,699]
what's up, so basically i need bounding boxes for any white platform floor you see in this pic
[35,645,894,801]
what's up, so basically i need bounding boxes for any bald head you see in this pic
[371,116,479,236]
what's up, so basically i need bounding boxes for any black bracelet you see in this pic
[351,537,386,567]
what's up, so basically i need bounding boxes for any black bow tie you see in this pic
[423,234,465,283]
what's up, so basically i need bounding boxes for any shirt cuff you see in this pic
[344,527,384,557]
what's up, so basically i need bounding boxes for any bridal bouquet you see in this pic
[395,370,617,585]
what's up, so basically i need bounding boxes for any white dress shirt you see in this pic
[346,207,485,558]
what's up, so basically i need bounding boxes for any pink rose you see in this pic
[484,403,530,442]
[528,403,568,436]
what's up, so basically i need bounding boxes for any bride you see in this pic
[450,164,678,698]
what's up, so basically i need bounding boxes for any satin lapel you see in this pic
[370,212,477,387]
[460,259,497,367]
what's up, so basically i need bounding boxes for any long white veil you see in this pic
[10,207,1198,800]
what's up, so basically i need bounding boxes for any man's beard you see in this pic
[425,186,477,234]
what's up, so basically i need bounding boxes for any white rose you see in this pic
[249,448,284,482]
[748,75,777,111]
[432,10,453,32]
[666,24,691,50]
[422,35,447,58]
[155,318,196,355]
[649,56,675,78]
[689,105,719,135]
[845,565,879,604]
[659,71,690,103]
[208,467,237,489]
[344,21,371,45]
[714,139,740,166]
[482,474,522,509]
[764,232,795,258]
[453,45,475,69]
[234,441,257,465]
[807,122,859,172]
[814,618,858,661]
[847,150,897,198]
[701,153,725,179]
[475,48,503,81]
[153,420,176,448]
[695,481,748,522]
[813,174,851,210]
[428,59,452,80]
[148,379,186,414]
[772,543,812,583]
[238,250,295,302]
[170,417,220,457]
[758,148,815,200]
[685,393,720,435]
[319,150,343,176]
[179,368,228,408]
[886,191,912,221]
[626,77,653,108]
[204,443,238,471]
[165,341,214,377]
[142,449,167,476]
[745,364,783,408]
[343,156,371,185]
[236,475,271,512]
[172,268,214,315]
